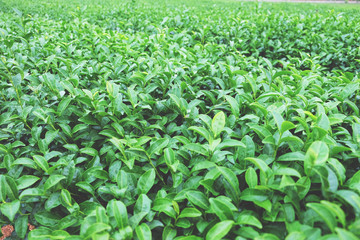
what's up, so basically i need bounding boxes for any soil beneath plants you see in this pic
[0,225,14,240]
[0,224,35,239]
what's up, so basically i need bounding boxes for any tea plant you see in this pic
[0,0,360,239]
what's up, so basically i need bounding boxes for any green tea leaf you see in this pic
[19,188,43,199]
[184,143,209,156]
[280,121,296,135]
[304,141,329,175]
[148,138,169,157]
[15,215,28,239]
[245,167,258,188]
[210,198,234,221]
[164,148,178,172]
[33,155,49,173]
[107,200,128,229]
[212,111,226,138]
[44,175,66,191]
[0,175,7,202]
[0,200,20,221]
[225,95,240,118]
[236,211,262,229]
[137,169,156,194]
[57,97,72,115]
[135,223,152,240]
[336,228,358,240]
[186,190,210,210]
[336,190,360,215]
[307,202,336,232]
[217,166,241,203]
[84,223,111,239]
[205,220,234,240]
[61,189,72,206]
[189,126,211,142]
[178,208,202,218]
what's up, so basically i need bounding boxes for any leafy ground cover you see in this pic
[0,0,360,239]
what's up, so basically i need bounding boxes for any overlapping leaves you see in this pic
[0,0,360,239]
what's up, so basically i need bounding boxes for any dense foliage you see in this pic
[0,0,360,239]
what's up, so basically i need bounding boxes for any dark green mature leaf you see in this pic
[245,157,272,178]
[58,97,72,115]
[19,188,43,199]
[307,203,336,232]
[107,200,128,229]
[137,169,156,194]
[210,198,234,221]
[28,229,52,239]
[184,143,209,156]
[80,147,98,157]
[61,189,72,207]
[135,223,152,240]
[237,211,262,229]
[175,236,202,240]
[84,223,111,239]
[320,201,346,227]
[1,200,20,221]
[240,189,268,202]
[225,95,240,118]
[17,175,40,190]
[134,194,152,215]
[336,228,358,240]
[280,121,296,135]
[217,139,246,150]
[76,182,95,196]
[186,190,210,210]
[33,155,49,173]
[44,175,66,191]
[164,148,178,172]
[245,167,258,188]
[217,166,241,202]
[205,220,234,240]
[0,175,7,202]
[15,215,28,239]
[277,152,305,162]
[148,138,169,157]
[178,208,202,218]
[189,126,211,142]
[152,198,177,219]
[35,211,61,226]
[163,226,177,240]
[336,190,360,215]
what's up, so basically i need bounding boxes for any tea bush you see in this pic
[0,0,360,239]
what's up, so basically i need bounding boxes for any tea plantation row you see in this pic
[0,0,359,239]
